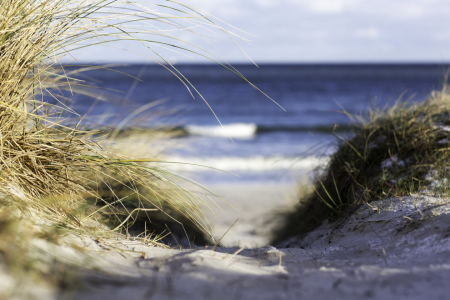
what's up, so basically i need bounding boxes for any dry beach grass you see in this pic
[273,85,450,243]
[0,0,260,297]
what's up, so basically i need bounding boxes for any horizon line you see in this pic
[63,61,450,66]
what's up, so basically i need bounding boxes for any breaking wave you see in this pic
[182,123,351,138]
[184,123,257,138]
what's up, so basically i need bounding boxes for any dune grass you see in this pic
[0,0,219,236]
[0,0,259,236]
[273,87,450,243]
[0,0,264,296]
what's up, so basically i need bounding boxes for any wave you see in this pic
[162,156,328,172]
[257,124,353,133]
[181,123,352,138]
[184,123,257,138]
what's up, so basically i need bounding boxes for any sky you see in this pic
[73,0,450,64]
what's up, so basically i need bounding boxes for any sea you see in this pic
[65,64,449,184]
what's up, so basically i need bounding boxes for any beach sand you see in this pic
[199,183,298,248]
[8,184,441,300]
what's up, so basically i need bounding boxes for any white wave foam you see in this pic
[162,156,327,172]
[185,123,257,138]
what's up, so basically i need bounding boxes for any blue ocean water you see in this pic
[65,64,449,183]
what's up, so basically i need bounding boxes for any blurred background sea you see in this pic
[66,64,449,185]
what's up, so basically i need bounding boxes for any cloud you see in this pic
[355,28,382,39]
[433,32,450,41]
[74,0,450,63]
[254,0,276,9]
[294,0,361,14]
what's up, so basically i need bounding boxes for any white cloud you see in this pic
[308,1,345,14]
[75,0,450,63]
[355,28,381,39]
[298,0,361,14]
[433,32,450,41]
[254,0,276,9]
[398,4,425,19]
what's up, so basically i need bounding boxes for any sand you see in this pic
[7,185,450,299]
[198,183,298,248]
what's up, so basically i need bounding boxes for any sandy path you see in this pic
[199,183,298,248]
[33,191,450,300]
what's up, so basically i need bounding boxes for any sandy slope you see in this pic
[28,189,448,300]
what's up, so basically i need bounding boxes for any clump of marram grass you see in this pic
[0,0,261,296]
[0,2,267,294]
[273,87,450,243]
[0,0,252,235]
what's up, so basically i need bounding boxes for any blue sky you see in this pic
[73,0,450,63]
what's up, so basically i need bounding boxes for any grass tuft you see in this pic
[273,86,450,243]
[0,1,265,295]
[0,0,254,237]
